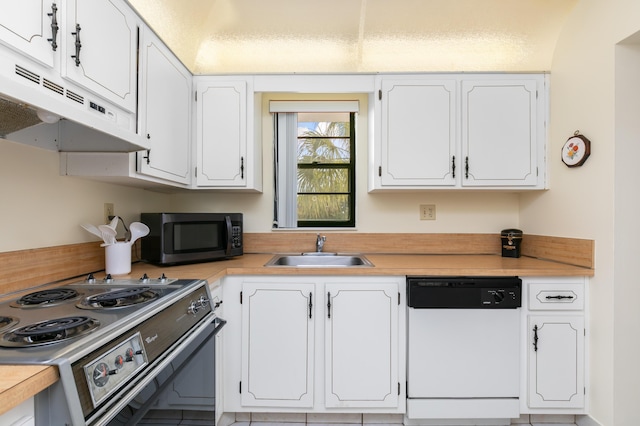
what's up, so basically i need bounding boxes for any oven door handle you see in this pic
[213,316,227,335]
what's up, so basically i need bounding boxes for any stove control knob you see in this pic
[139,273,149,283]
[104,274,113,283]
[114,355,124,369]
[188,301,199,315]
[125,347,144,361]
[158,273,168,283]
[86,273,96,284]
[188,295,210,315]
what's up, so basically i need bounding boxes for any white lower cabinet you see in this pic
[222,275,405,414]
[325,283,399,408]
[528,315,585,409]
[240,282,315,408]
[522,277,587,413]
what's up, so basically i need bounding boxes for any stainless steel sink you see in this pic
[265,253,374,267]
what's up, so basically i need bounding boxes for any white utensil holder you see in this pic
[105,243,131,275]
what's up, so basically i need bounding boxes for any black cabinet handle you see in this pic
[308,292,313,319]
[465,156,469,179]
[240,156,245,179]
[533,324,539,352]
[143,149,150,165]
[451,155,456,178]
[327,292,331,319]
[47,3,59,51]
[71,24,82,66]
[545,295,574,300]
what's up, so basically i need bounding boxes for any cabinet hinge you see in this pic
[378,89,382,100]
[240,291,243,304]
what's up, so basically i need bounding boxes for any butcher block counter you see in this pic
[0,233,595,416]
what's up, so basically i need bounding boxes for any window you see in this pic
[271,101,358,228]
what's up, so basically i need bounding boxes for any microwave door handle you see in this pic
[225,215,233,256]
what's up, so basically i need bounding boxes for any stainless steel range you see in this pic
[0,273,225,426]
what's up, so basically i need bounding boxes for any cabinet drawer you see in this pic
[528,282,584,310]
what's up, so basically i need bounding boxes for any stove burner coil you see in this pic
[0,316,100,347]
[78,287,159,309]
[11,288,80,308]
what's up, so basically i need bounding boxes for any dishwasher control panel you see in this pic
[407,276,522,308]
[480,288,520,307]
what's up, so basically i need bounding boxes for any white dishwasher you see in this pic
[407,276,522,423]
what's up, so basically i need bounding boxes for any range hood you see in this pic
[0,97,43,136]
[0,51,148,152]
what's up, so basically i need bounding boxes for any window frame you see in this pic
[271,100,359,229]
[296,112,356,228]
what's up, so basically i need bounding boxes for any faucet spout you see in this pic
[316,234,326,252]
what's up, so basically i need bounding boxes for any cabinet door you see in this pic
[528,315,585,408]
[461,79,539,187]
[378,78,457,187]
[325,283,399,408]
[137,27,191,185]
[62,0,137,112]
[196,80,248,187]
[241,282,314,408]
[0,0,57,67]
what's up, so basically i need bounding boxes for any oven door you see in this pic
[102,315,227,426]
[36,314,227,426]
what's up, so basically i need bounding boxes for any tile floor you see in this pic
[137,411,579,426]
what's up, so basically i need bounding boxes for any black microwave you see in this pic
[140,213,243,265]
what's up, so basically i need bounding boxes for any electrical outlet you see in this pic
[420,204,436,220]
[104,203,114,224]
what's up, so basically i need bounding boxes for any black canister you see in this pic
[501,229,523,258]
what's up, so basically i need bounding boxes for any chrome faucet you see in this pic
[316,234,326,252]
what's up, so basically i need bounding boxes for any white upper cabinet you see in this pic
[370,73,547,191]
[0,0,58,68]
[62,0,138,113]
[378,78,457,187]
[461,79,540,187]
[195,76,262,191]
[137,26,192,185]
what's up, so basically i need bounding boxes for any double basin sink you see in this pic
[265,252,373,267]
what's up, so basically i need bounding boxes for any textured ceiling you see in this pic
[128,0,577,74]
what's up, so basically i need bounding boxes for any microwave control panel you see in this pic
[232,225,242,248]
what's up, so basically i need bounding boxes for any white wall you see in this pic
[520,0,640,424]
[0,139,170,252]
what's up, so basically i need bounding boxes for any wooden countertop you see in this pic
[0,252,593,416]
[0,365,59,416]
[115,253,595,283]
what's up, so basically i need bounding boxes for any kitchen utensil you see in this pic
[98,225,117,245]
[128,222,149,245]
[81,223,102,239]
[108,216,119,231]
